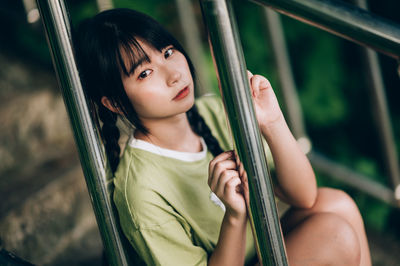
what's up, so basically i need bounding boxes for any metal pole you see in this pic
[175,0,213,96]
[353,0,400,204]
[199,0,288,265]
[250,0,400,59]
[36,1,130,265]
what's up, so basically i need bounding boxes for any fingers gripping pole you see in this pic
[199,0,288,265]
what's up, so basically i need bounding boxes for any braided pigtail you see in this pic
[187,105,223,157]
[98,104,121,173]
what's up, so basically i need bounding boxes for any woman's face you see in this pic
[121,41,195,123]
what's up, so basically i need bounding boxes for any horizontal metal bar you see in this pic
[251,0,400,59]
[308,151,398,207]
[35,0,130,265]
[199,0,288,265]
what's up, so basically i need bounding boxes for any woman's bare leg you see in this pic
[284,212,360,265]
[281,187,371,266]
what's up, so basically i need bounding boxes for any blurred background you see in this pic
[0,0,399,265]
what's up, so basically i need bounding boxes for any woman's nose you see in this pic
[166,69,182,87]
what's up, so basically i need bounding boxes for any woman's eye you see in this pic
[138,69,152,80]
[164,47,174,58]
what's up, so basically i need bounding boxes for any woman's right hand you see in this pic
[208,151,247,219]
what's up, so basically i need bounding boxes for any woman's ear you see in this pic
[101,96,122,114]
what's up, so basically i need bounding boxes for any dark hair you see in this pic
[75,8,223,172]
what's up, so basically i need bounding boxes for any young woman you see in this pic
[75,8,371,266]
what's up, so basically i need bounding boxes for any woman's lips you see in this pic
[173,86,190,100]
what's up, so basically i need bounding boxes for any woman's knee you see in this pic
[313,188,361,220]
[326,214,361,265]
[281,188,365,236]
[289,212,361,265]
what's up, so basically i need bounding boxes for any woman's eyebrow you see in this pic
[129,56,151,74]
[127,55,151,75]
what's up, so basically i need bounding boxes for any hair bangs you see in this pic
[143,29,174,52]
[117,35,151,77]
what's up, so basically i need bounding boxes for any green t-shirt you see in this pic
[113,95,283,265]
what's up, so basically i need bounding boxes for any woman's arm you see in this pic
[248,72,317,208]
[209,210,247,266]
[261,116,317,208]
[208,151,248,266]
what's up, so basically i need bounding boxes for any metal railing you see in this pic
[251,0,400,207]
[199,0,400,264]
[200,0,288,264]
[251,0,400,59]
[35,0,400,265]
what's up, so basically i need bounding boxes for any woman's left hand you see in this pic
[247,71,284,130]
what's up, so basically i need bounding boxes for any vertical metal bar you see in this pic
[262,8,312,154]
[199,0,288,265]
[353,0,400,203]
[96,0,114,12]
[35,1,129,265]
[250,0,400,59]
[175,0,213,96]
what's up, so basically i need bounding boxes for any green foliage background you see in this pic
[1,0,399,234]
